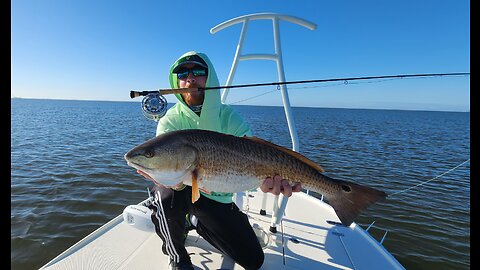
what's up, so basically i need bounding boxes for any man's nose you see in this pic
[186,72,196,82]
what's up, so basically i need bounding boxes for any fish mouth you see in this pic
[124,157,154,180]
[125,156,192,188]
[125,159,148,172]
[124,153,148,171]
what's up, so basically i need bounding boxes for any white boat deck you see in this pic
[40,188,404,270]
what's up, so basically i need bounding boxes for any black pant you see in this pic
[148,185,264,270]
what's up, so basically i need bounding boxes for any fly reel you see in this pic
[141,93,168,122]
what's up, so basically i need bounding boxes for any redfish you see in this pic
[124,129,387,226]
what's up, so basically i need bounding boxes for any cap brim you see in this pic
[172,61,208,73]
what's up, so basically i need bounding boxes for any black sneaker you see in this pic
[168,259,194,270]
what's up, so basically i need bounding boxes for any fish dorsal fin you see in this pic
[245,136,325,173]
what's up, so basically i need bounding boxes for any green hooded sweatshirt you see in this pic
[156,51,252,204]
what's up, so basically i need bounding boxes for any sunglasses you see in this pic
[176,67,208,79]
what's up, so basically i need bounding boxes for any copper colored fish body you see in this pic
[124,129,387,226]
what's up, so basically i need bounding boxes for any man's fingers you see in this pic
[261,177,273,193]
[271,175,282,195]
[292,182,302,192]
[281,179,293,197]
[261,176,302,196]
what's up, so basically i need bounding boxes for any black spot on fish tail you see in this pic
[327,180,387,226]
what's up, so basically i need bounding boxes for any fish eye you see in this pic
[341,185,351,192]
[144,151,154,158]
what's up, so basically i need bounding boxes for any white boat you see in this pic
[39,13,405,270]
[40,190,403,270]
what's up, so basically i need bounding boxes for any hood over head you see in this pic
[168,51,222,131]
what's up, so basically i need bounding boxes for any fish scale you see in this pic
[124,129,387,226]
[191,132,326,193]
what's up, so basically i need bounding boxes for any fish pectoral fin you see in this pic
[191,169,200,203]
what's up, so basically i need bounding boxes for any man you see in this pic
[138,51,301,270]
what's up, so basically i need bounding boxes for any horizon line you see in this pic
[11,97,470,113]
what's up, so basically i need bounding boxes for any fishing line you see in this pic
[388,159,470,197]
[286,77,413,91]
[363,158,470,244]
[228,77,412,105]
[229,89,278,105]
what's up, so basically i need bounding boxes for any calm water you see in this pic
[11,98,470,270]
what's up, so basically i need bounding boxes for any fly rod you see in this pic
[130,72,469,98]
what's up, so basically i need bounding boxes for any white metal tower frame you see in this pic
[210,13,317,232]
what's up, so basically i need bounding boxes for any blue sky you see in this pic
[11,0,470,111]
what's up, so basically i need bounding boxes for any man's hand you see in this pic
[260,175,302,197]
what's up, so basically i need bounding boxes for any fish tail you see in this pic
[327,180,387,226]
